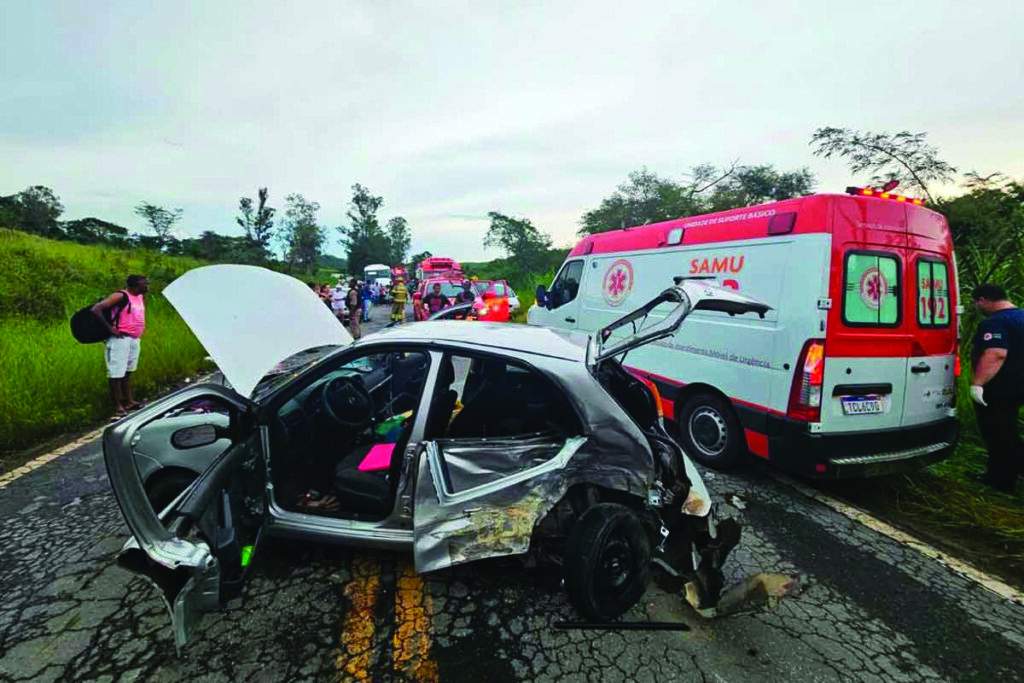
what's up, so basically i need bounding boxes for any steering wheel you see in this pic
[320,376,374,430]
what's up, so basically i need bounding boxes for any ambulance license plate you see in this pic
[841,397,884,415]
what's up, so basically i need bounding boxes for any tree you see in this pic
[408,250,432,272]
[484,212,553,274]
[385,216,411,265]
[810,127,956,203]
[337,183,390,274]
[236,187,276,262]
[280,194,326,273]
[578,168,700,236]
[936,175,1024,293]
[578,164,815,235]
[62,217,129,245]
[0,186,65,237]
[706,165,816,212]
[133,202,182,248]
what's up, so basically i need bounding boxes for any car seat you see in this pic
[448,358,508,438]
[424,357,457,439]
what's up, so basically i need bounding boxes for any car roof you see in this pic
[368,321,590,361]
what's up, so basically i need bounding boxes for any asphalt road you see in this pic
[2,308,1023,683]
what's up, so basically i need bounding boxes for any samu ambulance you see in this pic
[530,188,959,478]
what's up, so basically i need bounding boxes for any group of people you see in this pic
[421,280,476,318]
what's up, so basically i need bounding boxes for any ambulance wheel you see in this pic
[678,393,743,470]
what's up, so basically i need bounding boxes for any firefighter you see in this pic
[391,277,408,323]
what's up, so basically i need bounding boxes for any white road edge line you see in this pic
[774,472,1024,605]
[0,426,107,490]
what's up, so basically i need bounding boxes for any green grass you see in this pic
[0,229,212,456]
[867,372,1024,569]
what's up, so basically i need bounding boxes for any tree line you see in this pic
[3,127,1020,295]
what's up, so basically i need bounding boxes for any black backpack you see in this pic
[70,291,131,344]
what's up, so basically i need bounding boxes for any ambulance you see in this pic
[529,188,959,478]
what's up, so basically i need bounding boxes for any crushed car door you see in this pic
[104,390,268,650]
[412,434,587,572]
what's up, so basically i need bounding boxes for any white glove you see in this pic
[970,385,987,406]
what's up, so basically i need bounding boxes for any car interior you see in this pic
[269,350,432,520]
[268,348,581,521]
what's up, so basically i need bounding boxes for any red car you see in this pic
[413,278,511,322]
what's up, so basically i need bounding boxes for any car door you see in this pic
[530,259,585,329]
[104,386,267,650]
[411,352,587,572]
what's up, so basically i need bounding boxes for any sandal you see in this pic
[126,402,147,412]
[111,409,128,421]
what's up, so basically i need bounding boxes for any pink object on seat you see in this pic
[357,443,395,472]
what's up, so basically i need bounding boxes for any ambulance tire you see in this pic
[677,393,744,470]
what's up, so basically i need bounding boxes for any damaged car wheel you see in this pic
[564,503,651,621]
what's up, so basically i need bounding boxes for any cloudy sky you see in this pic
[2,1,1022,261]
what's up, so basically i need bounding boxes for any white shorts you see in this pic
[105,336,141,378]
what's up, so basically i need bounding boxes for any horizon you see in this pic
[3,1,1022,261]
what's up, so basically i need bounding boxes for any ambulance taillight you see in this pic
[788,339,825,421]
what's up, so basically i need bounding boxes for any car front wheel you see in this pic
[563,503,651,621]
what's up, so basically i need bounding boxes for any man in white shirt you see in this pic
[330,282,347,321]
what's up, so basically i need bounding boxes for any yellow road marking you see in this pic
[0,426,105,490]
[337,556,382,681]
[393,561,438,682]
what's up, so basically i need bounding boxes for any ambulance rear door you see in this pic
[820,197,911,433]
[900,208,957,427]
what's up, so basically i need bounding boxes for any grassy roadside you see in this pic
[0,229,211,458]
[816,375,1024,586]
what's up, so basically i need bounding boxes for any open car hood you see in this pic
[163,265,353,398]
[592,277,770,365]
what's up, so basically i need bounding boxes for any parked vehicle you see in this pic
[363,263,392,288]
[415,256,463,282]
[530,188,959,478]
[412,278,511,322]
[103,265,768,648]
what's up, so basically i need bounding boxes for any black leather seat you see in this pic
[331,445,391,516]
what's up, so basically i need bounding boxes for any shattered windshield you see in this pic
[249,345,340,402]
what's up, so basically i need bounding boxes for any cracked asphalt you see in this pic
[2,312,1023,682]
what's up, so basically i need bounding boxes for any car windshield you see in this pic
[249,345,339,402]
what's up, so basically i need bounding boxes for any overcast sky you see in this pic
[2,1,1022,261]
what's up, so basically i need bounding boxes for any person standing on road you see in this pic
[969,283,1024,494]
[455,280,476,304]
[362,282,373,322]
[346,279,363,340]
[390,277,408,323]
[330,282,347,322]
[92,274,149,418]
[421,282,452,318]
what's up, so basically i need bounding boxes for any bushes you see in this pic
[0,230,210,455]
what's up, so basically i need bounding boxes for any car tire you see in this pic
[564,503,651,621]
[146,470,198,513]
[677,392,744,470]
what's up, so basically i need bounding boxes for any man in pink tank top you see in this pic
[92,274,149,418]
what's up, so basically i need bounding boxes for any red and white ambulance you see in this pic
[530,189,959,478]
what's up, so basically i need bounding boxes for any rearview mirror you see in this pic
[535,284,547,307]
[171,424,220,449]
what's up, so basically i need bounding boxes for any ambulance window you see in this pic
[917,260,950,327]
[842,251,901,327]
[550,260,584,308]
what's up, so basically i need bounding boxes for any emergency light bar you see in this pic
[845,186,924,205]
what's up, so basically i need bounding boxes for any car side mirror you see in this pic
[535,284,547,308]
[170,424,221,449]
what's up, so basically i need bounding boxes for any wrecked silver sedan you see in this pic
[104,265,769,648]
